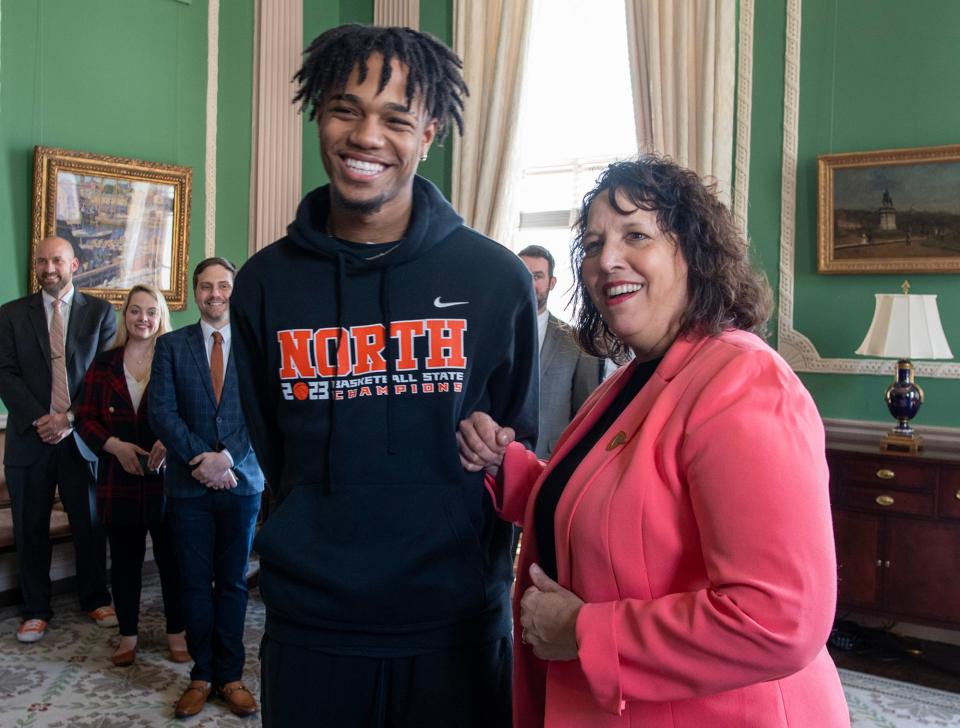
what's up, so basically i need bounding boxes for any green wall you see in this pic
[0,0,254,416]
[301,0,454,196]
[747,0,960,427]
[0,0,253,325]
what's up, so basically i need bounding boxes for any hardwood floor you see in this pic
[829,620,960,693]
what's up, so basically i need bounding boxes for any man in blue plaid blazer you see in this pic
[149,257,264,720]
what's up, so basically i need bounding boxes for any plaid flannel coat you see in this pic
[75,347,166,526]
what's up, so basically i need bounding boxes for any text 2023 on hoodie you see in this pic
[231,176,539,653]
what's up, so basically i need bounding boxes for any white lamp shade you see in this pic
[856,294,954,360]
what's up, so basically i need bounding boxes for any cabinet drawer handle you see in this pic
[875,495,895,506]
[876,469,895,480]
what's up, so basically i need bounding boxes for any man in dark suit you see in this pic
[149,257,263,720]
[518,245,602,459]
[0,236,117,642]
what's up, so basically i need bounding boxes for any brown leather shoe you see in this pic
[168,648,191,663]
[111,645,137,667]
[174,680,212,719]
[218,681,258,717]
[167,632,190,663]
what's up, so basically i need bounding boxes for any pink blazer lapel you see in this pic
[536,335,714,587]
[552,369,667,587]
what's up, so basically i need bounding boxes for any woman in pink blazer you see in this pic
[459,158,849,727]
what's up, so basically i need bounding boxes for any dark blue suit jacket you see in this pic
[148,322,263,498]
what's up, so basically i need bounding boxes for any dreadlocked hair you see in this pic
[293,24,469,142]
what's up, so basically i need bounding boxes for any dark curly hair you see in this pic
[293,24,468,142]
[571,156,772,362]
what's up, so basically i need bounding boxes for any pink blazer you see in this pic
[490,330,849,727]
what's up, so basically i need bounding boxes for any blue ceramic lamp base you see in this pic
[881,359,925,454]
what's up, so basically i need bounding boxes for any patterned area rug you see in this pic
[2,578,960,726]
[0,575,264,727]
[842,668,960,727]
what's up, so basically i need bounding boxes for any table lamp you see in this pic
[855,281,953,453]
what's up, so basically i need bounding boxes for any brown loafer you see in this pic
[218,681,258,717]
[168,648,191,663]
[111,644,137,667]
[174,680,212,719]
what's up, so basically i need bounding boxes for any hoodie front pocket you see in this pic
[440,487,488,603]
[255,484,492,628]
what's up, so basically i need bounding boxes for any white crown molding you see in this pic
[774,0,959,380]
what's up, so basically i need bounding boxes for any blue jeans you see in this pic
[168,490,260,684]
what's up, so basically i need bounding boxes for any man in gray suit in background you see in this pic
[518,245,602,459]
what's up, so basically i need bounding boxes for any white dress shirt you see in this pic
[536,309,549,352]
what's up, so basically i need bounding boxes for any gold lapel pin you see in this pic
[606,430,627,451]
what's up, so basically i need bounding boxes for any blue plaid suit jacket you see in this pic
[148,322,264,498]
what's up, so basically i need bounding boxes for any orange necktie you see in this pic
[210,331,224,404]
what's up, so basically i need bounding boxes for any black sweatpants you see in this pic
[260,634,512,728]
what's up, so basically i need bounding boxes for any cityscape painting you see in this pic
[817,145,960,274]
[31,146,192,309]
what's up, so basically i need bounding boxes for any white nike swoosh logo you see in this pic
[433,297,469,308]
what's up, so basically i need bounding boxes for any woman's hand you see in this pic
[104,437,148,476]
[520,563,584,661]
[147,440,166,472]
[456,412,514,475]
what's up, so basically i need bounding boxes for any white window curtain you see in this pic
[625,0,736,202]
[451,0,534,242]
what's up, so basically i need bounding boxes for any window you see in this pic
[511,0,636,322]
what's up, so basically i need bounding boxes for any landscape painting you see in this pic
[818,145,960,274]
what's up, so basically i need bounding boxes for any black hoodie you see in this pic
[231,177,539,653]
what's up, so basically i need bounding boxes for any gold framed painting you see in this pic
[31,146,192,309]
[817,144,960,274]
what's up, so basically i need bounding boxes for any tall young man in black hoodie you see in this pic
[231,25,538,727]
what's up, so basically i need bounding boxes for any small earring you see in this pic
[420,153,428,162]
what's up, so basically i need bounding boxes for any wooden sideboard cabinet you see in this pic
[827,440,960,628]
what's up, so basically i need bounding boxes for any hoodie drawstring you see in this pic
[326,250,348,494]
[381,268,397,455]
